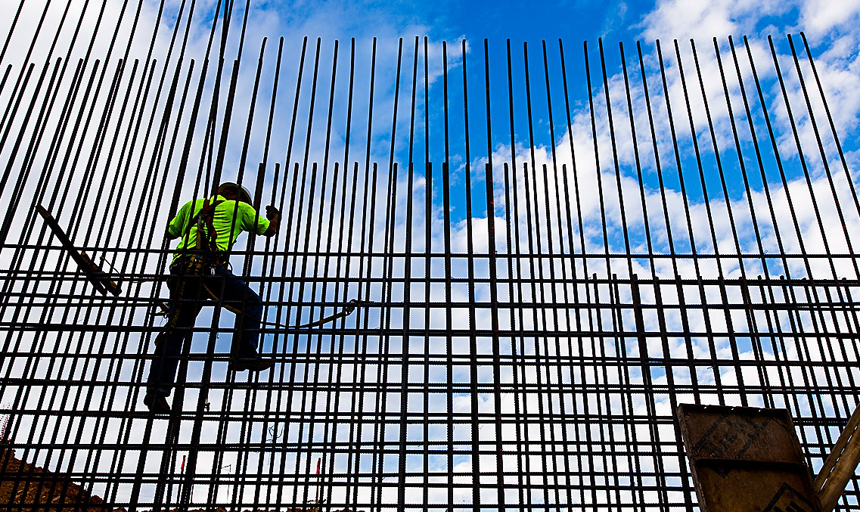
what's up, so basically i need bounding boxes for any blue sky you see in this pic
[258,0,639,42]
[4,1,860,507]
[239,0,855,49]
[3,0,860,278]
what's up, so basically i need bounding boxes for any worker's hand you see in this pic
[265,205,280,221]
[263,205,281,237]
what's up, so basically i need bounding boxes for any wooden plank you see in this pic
[36,205,121,296]
[678,404,823,512]
[814,403,860,512]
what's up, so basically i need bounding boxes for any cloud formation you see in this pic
[2,0,860,510]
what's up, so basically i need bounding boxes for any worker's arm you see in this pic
[166,201,192,240]
[263,205,280,237]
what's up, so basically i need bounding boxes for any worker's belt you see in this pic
[170,254,225,276]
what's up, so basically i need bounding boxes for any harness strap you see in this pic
[172,198,226,271]
[193,198,223,256]
[295,299,360,328]
[154,271,363,332]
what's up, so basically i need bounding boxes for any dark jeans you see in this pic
[146,262,264,396]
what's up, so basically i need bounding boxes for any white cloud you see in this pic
[798,0,860,37]
[4,1,860,510]
[638,0,765,42]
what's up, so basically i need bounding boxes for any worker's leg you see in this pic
[210,265,264,361]
[146,268,203,397]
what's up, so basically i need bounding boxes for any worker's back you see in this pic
[168,195,269,261]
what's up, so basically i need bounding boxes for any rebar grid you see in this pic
[1,2,860,511]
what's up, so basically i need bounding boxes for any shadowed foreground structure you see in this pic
[3,444,359,512]
[1,449,110,511]
[1,2,860,510]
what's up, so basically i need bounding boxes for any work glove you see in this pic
[265,205,280,220]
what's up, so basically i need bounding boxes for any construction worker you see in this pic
[144,182,281,413]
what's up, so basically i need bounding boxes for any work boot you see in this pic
[144,391,171,413]
[229,358,275,372]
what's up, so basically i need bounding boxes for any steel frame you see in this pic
[1,1,859,511]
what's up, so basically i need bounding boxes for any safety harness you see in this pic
[159,196,361,332]
[173,197,225,275]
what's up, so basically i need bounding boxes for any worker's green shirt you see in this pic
[168,194,270,262]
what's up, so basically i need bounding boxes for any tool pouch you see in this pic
[170,254,215,277]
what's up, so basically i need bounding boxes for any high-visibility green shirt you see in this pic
[168,194,270,262]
